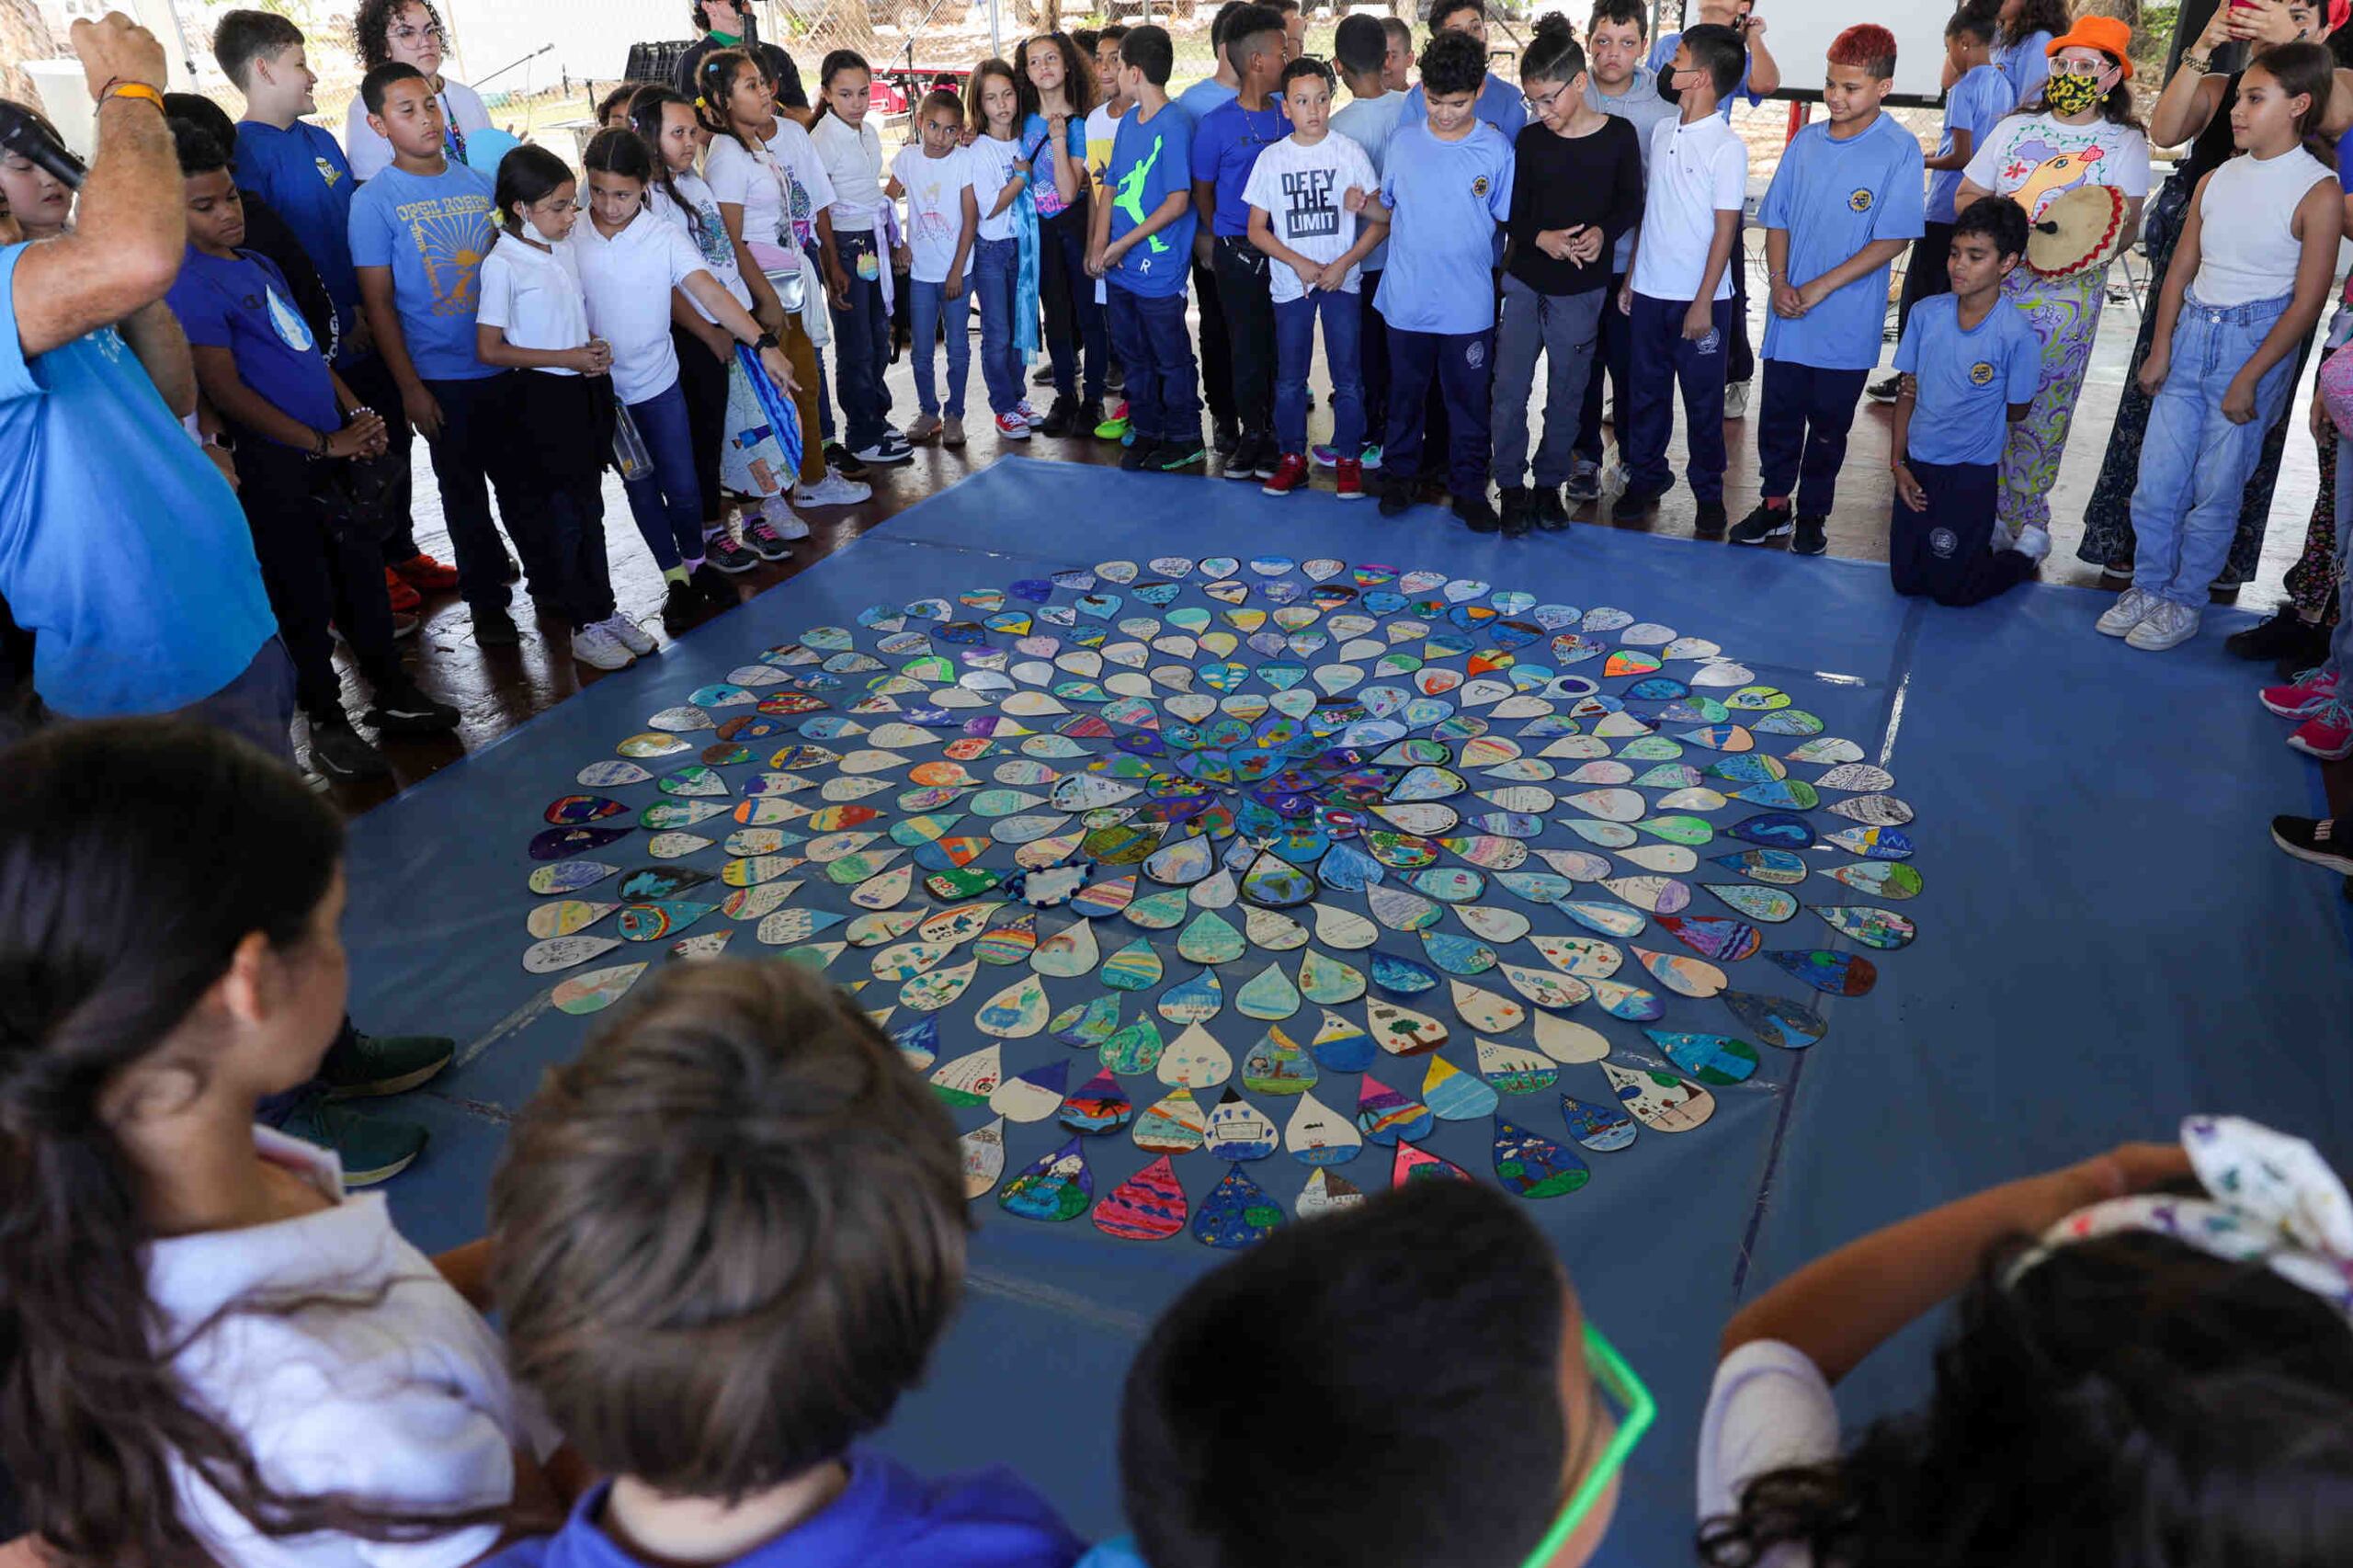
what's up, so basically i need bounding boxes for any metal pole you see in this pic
[988,0,1002,61]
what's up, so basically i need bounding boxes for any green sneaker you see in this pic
[276,1098,428,1187]
[320,1030,456,1099]
[1094,403,1131,440]
[1155,438,1206,472]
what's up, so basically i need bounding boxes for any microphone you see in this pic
[0,99,85,190]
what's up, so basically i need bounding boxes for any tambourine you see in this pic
[2026,184,2128,280]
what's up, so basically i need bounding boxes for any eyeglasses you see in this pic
[2048,55,2110,77]
[1516,1322,1656,1568]
[389,22,447,44]
[1523,80,1575,114]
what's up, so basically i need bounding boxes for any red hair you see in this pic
[1828,22,1897,78]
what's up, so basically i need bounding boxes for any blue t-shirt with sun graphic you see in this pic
[1756,111,1924,371]
[347,158,498,381]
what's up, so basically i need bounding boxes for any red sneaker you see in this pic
[1335,458,1365,501]
[2260,666,2337,719]
[2289,699,2353,760]
[391,552,460,593]
[382,568,421,614]
[1261,452,1310,496]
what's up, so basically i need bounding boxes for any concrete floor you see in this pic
[322,240,2353,824]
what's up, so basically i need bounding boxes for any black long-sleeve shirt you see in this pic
[1505,114,1644,296]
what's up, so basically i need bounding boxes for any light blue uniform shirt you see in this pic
[1929,63,2018,223]
[1756,113,1924,370]
[1893,291,2040,466]
[1375,119,1515,334]
[0,244,274,715]
[1176,77,1237,123]
[1647,30,1766,120]
[1328,89,1409,271]
[347,158,498,381]
[1998,29,2054,109]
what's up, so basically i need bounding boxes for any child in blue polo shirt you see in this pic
[167,120,460,779]
[1089,26,1204,472]
[1358,28,1515,531]
[1889,198,2041,605]
[212,7,453,599]
[1733,24,1922,555]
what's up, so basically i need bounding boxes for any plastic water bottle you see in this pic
[612,403,651,483]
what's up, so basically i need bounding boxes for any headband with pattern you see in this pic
[2016,1116,2353,1317]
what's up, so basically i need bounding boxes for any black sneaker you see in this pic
[1252,436,1279,481]
[691,562,739,611]
[1213,424,1242,457]
[1614,486,1662,522]
[1120,438,1161,472]
[2226,606,2332,665]
[498,551,521,584]
[320,1029,456,1099]
[2272,815,2353,876]
[1694,500,1729,537]
[1728,503,1793,546]
[1455,492,1502,534]
[1224,431,1262,481]
[824,438,859,473]
[1534,486,1571,531]
[1498,486,1534,539]
[662,577,705,633]
[1157,437,1207,472]
[1379,477,1416,517]
[472,607,521,647]
[1866,373,1903,403]
[1040,395,1080,437]
[852,436,914,467]
[308,713,391,779]
[1792,515,1828,556]
[366,678,460,735]
[1076,398,1106,435]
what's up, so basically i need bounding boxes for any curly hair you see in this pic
[1698,1232,2353,1568]
[351,0,443,72]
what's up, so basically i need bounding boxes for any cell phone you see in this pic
[1734,0,1754,29]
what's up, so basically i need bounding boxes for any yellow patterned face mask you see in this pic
[2044,70,2102,116]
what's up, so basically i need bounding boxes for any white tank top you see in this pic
[2195,144,2336,307]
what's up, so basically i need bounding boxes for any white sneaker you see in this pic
[758,496,812,540]
[793,471,872,507]
[603,614,657,656]
[570,622,636,670]
[2097,586,2161,638]
[1723,381,1750,419]
[2127,599,2202,652]
[2011,524,2052,564]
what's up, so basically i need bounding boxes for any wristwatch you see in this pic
[753,330,780,350]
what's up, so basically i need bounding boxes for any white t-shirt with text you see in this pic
[1241,131,1379,304]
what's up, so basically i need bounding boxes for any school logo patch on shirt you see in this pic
[1472,175,1491,198]
[315,156,342,187]
[1970,361,1995,386]
[1847,187,1873,213]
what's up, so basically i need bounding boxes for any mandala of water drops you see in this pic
[522,551,1923,1246]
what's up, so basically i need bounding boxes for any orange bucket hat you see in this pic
[2045,14,2134,78]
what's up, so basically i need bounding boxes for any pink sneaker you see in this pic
[995,411,1031,440]
[2288,699,2353,760]
[2260,666,2338,719]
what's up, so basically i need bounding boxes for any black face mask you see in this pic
[1655,64,1681,102]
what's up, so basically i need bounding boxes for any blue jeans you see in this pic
[1757,359,1870,516]
[1624,291,1733,505]
[1275,290,1362,458]
[908,277,972,418]
[2130,290,2301,608]
[1384,325,1492,498]
[827,228,891,449]
[972,236,1024,417]
[622,381,706,572]
[1105,284,1200,444]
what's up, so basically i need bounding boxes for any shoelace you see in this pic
[2305,697,2351,733]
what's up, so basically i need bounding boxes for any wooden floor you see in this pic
[324,286,2353,827]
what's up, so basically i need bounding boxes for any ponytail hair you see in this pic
[0,720,504,1566]
[2246,40,2339,166]
[813,47,870,125]
[627,85,701,228]
[583,123,654,215]
[1520,11,1585,85]
[491,142,574,233]
[696,47,762,152]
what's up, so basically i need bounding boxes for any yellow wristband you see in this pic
[102,82,166,111]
